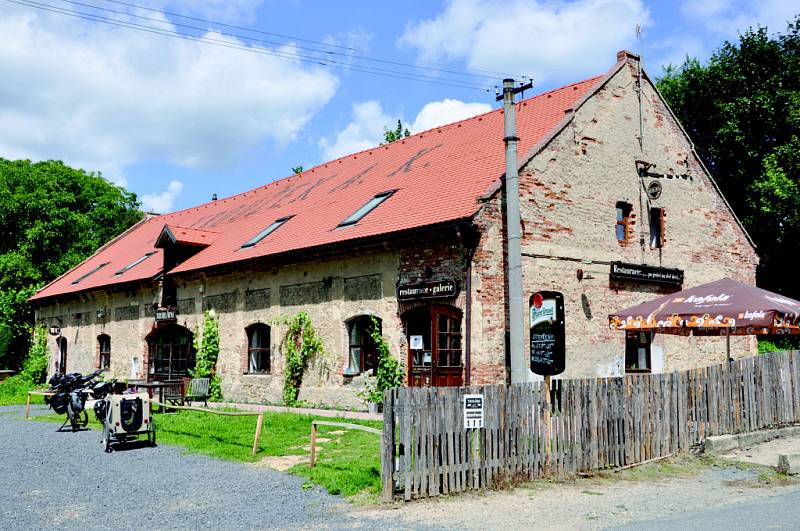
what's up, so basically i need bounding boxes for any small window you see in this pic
[241,216,292,249]
[115,252,156,276]
[98,334,111,370]
[649,207,665,248]
[246,324,270,373]
[339,190,395,227]
[625,331,652,373]
[346,316,380,375]
[71,262,109,285]
[615,201,633,243]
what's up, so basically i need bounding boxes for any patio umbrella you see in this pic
[608,277,800,337]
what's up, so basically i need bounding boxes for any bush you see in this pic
[0,374,35,406]
[356,316,404,407]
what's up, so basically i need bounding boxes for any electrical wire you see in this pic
[100,0,519,79]
[6,0,498,92]
[60,0,497,82]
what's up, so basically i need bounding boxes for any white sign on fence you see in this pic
[463,394,484,429]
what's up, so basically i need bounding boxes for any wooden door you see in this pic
[432,307,463,387]
[405,305,463,387]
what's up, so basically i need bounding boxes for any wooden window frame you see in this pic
[625,330,653,373]
[346,316,380,376]
[98,334,111,370]
[615,201,634,244]
[246,324,271,374]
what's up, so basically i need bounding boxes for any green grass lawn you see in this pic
[27,406,382,498]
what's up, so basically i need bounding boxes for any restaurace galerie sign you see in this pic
[397,279,457,301]
[610,262,684,286]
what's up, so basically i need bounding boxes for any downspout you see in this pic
[457,223,477,386]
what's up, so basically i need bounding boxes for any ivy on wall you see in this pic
[276,312,326,406]
[191,310,222,401]
[357,316,404,408]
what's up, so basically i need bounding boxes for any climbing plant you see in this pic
[22,324,48,384]
[277,312,325,406]
[191,310,222,401]
[357,316,404,408]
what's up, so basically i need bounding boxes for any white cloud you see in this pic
[679,0,797,37]
[0,5,338,183]
[410,99,491,133]
[141,180,184,213]
[318,101,392,160]
[399,0,650,85]
[318,98,491,161]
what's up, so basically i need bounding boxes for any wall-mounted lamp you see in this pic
[635,159,655,176]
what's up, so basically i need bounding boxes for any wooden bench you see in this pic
[165,377,210,407]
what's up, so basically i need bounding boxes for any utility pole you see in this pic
[497,78,532,384]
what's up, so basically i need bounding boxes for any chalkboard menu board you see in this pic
[529,291,565,376]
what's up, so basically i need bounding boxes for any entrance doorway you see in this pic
[146,325,195,380]
[404,305,463,387]
[57,337,67,375]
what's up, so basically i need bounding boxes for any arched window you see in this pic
[346,316,381,376]
[98,334,111,370]
[146,325,195,380]
[56,337,68,375]
[246,324,270,374]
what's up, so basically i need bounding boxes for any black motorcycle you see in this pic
[45,369,105,432]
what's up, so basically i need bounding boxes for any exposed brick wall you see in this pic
[502,56,759,378]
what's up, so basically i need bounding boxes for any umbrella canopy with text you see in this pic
[609,278,800,336]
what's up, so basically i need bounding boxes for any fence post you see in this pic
[251,413,264,456]
[544,375,552,473]
[381,389,396,502]
[310,421,317,468]
[25,391,31,419]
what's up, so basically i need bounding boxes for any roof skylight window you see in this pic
[241,216,293,249]
[114,252,156,276]
[338,190,396,227]
[71,262,109,285]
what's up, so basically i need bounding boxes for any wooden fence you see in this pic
[381,350,800,501]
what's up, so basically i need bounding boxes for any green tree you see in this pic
[657,17,800,299]
[0,159,141,369]
[383,119,411,144]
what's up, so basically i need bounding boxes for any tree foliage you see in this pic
[383,119,411,144]
[657,17,800,299]
[0,159,141,369]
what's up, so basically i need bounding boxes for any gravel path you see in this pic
[0,406,412,530]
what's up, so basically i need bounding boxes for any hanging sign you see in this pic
[397,279,458,301]
[463,394,484,429]
[48,325,61,336]
[155,308,177,322]
[529,291,566,376]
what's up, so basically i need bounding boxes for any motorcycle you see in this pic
[45,369,105,432]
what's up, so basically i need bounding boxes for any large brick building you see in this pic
[30,51,758,408]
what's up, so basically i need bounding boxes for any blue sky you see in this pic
[1,0,796,212]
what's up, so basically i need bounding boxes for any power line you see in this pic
[59,0,498,82]
[7,0,497,92]
[99,0,518,80]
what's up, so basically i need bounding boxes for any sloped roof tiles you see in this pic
[31,73,604,302]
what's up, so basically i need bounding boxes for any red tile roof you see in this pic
[30,74,605,302]
[157,225,219,247]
